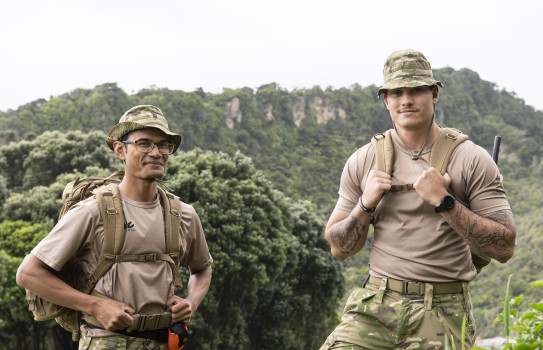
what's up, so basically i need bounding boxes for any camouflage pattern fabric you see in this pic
[320,278,475,350]
[78,332,166,350]
[106,105,182,152]
[377,49,443,96]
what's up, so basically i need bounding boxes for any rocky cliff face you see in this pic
[224,94,346,128]
[224,97,243,129]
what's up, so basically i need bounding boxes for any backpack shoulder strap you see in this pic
[430,128,469,175]
[158,187,183,288]
[371,129,394,175]
[85,183,125,291]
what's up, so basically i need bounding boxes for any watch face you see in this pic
[443,195,455,209]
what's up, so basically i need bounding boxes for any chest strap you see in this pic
[103,252,178,264]
[390,184,415,192]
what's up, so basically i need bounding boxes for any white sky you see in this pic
[1,0,542,112]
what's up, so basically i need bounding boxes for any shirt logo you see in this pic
[124,220,135,232]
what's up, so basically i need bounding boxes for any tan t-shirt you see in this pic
[337,130,510,282]
[31,193,212,337]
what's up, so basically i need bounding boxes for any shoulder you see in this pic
[61,195,101,221]
[180,201,197,218]
[452,140,495,169]
[454,139,487,154]
[176,200,203,230]
[346,142,374,166]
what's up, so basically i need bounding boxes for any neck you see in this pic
[118,176,159,202]
[394,121,441,151]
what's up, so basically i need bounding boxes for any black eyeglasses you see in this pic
[121,139,175,155]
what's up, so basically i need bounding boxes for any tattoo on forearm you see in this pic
[450,207,515,262]
[329,213,366,255]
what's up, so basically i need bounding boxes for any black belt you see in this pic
[83,321,168,343]
[368,275,463,295]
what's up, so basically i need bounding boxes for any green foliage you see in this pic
[0,220,48,257]
[0,221,52,349]
[494,278,543,349]
[0,130,118,191]
[0,175,8,212]
[0,67,541,347]
[166,150,344,349]
[0,83,129,138]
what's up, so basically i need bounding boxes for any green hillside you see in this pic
[1,67,542,346]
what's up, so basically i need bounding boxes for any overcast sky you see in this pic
[1,0,542,112]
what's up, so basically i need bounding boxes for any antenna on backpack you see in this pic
[492,136,501,165]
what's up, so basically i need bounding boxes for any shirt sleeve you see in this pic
[456,142,511,216]
[179,203,213,271]
[336,144,374,212]
[31,198,101,271]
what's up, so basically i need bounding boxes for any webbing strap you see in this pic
[87,184,183,291]
[368,275,463,295]
[371,131,394,174]
[87,184,125,291]
[429,128,469,175]
[83,291,172,331]
[158,188,183,288]
[107,252,176,264]
[372,128,469,191]
[390,184,415,192]
[82,312,172,332]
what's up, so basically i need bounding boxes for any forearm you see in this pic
[185,265,212,311]
[326,206,372,261]
[441,204,516,263]
[16,255,99,315]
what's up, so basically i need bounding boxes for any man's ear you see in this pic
[113,141,126,161]
[382,93,390,109]
[432,86,439,103]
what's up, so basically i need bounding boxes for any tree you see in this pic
[166,149,344,349]
[0,130,118,191]
[0,221,52,349]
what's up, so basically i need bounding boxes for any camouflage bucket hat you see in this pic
[378,49,443,96]
[106,105,182,152]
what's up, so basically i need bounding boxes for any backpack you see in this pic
[370,127,491,274]
[25,171,183,341]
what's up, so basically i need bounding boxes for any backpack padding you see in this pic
[158,187,183,288]
[85,184,125,291]
[429,128,469,175]
[371,130,394,174]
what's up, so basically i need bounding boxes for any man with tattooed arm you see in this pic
[320,50,516,350]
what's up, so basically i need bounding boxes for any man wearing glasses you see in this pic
[17,105,213,349]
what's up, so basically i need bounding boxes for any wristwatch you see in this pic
[435,194,456,213]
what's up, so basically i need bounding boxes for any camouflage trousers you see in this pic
[78,332,167,350]
[320,277,475,350]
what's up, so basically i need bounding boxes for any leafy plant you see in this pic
[494,277,543,349]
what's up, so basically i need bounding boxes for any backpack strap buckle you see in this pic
[144,253,157,261]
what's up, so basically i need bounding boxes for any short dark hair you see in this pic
[119,132,133,142]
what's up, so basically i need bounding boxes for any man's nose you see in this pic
[149,144,162,157]
[400,93,414,106]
